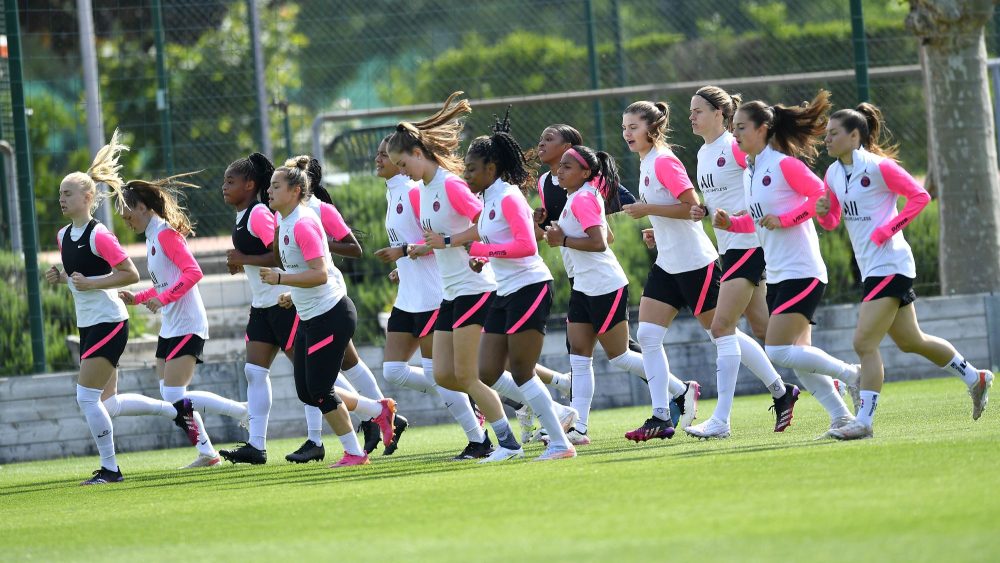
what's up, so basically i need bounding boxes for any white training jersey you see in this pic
[142,216,209,339]
[384,174,443,312]
[57,221,130,327]
[558,183,628,296]
[234,204,286,308]
[419,167,496,301]
[639,145,718,273]
[472,178,552,296]
[740,146,827,284]
[276,204,345,321]
[696,131,761,253]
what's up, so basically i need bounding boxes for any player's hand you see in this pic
[68,271,96,291]
[816,191,831,217]
[543,222,565,248]
[45,265,65,285]
[533,207,547,225]
[407,244,432,259]
[277,292,293,309]
[621,203,647,219]
[145,297,164,313]
[259,267,280,285]
[469,258,486,273]
[759,214,781,230]
[690,204,708,221]
[641,228,656,249]
[375,246,405,263]
[423,228,446,249]
[118,290,136,305]
[388,269,400,284]
[713,208,731,230]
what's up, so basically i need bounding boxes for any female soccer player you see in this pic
[260,156,396,467]
[683,87,800,438]
[370,136,492,457]
[712,91,859,434]
[48,130,199,484]
[113,173,250,468]
[817,103,993,438]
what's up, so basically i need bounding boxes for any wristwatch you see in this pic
[444,235,452,248]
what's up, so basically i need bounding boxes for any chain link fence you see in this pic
[2,0,998,373]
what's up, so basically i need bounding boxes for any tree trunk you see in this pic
[908,0,1000,295]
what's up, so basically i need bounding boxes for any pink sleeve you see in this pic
[249,205,276,247]
[816,176,842,231]
[444,176,483,220]
[537,175,546,208]
[408,188,421,222]
[469,195,538,259]
[93,229,129,267]
[570,191,604,231]
[653,155,695,198]
[731,139,748,169]
[871,159,931,246]
[728,213,756,233]
[319,202,351,241]
[154,229,203,306]
[56,228,64,251]
[294,218,327,262]
[777,158,823,228]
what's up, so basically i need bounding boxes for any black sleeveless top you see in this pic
[232,202,270,255]
[61,219,112,277]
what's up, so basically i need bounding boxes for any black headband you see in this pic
[697,91,720,110]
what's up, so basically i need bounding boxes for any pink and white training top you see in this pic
[304,195,351,293]
[236,204,286,308]
[385,174,442,313]
[276,204,346,321]
[818,147,929,279]
[639,145,718,273]
[558,182,628,296]
[420,167,496,301]
[135,216,209,339]
[470,178,552,296]
[728,146,828,284]
[57,221,130,327]
[696,131,760,253]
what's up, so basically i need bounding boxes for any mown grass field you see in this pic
[2,377,997,562]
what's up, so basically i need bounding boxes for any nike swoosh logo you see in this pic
[78,244,86,248]
[236,226,245,230]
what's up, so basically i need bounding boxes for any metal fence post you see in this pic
[850,0,870,103]
[77,0,114,231]
[247,0,272,158]
[152,0,174,175]
[585,0,604,150]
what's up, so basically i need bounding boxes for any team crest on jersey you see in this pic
[396,203,404,214]
[643,176,650,186]
[151,246,156,256]
[762,175,772,186]
[433,200,441,212]
[860,175,871,187]
[283,235,289,245]
[489,209,496,220]
[717,156,726,167]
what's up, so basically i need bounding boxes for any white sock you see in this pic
[713,334,741,424]
[546,371,572,394]
[186,390,248,420]
[766,345,858,384]
[943,353,981,386]
[635,322,671,420]
[383,361,437,395]
[244,363,272,451]
[337,430,364,456]
[103,393,175,418]
[305,405,324,445]
[570,354,594,432]
[520,377,570,450]
[342,361,384,400]
[77,385,117,471]
[352,396,382,419]
[795,370,852,421]
[608,347,647,380]
[734,329,784,394]
[160,384,184,404]
[491,371,528,404]
[856,390,879,427]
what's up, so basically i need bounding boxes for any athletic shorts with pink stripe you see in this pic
[156,334,206,364]
[719,246,766,285]
[78,320,129,367]
[246,304,299,351]
[435,291,495,332]
[568,285,629,334]
[387,307,439,338]
[484,280,553,335]
[862,274,916,307]
[642,261,721,316]
[765,277,826,323]
[292,295,356,413]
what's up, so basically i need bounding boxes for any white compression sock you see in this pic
[383,361,437,394]
[856,390,879,427]
[419,356,484,442]
[734,329,784,394]
[77,385,117,471]
[352,396,382,420]
[186,390,248,420]
[244,363,272,451]
[794,370,852,421]
[520,377,570,450]
[635,322,671,420]
[546,371,572,394]
[304,405,324,445]
[942,354,981,386]
[342,361,384,400]
[766,345,858,384]
[713,334,741,424]
[570,354,594,432]
[337,430,364,457]
[162,385,216,456]
[103,393,175,418]
[491,371,528,404]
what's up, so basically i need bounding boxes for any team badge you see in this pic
[762,175,772,186]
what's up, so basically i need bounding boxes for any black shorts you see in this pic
[386,307,438,338]
[862,274,916,308]
[484,281,553,335]
[293,297,357,414]
[642,262,720,316]
[435,291,495,332]
[156,334,206,364]
[720,247,766,285]
[568,285,629,334]
[78,320,129,367]
[246,304,299,351]
[766,278,826,323]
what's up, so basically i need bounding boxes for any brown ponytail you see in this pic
[624,100,671,146]
[387,91,472,175]
[739,90,832,164]
[830,102,899,160]
[695,86,743,132]
[108,172,201,237]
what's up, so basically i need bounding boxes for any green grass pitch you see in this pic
[2,377,998,562]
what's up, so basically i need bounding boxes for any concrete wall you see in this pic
[2,293,997,464]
